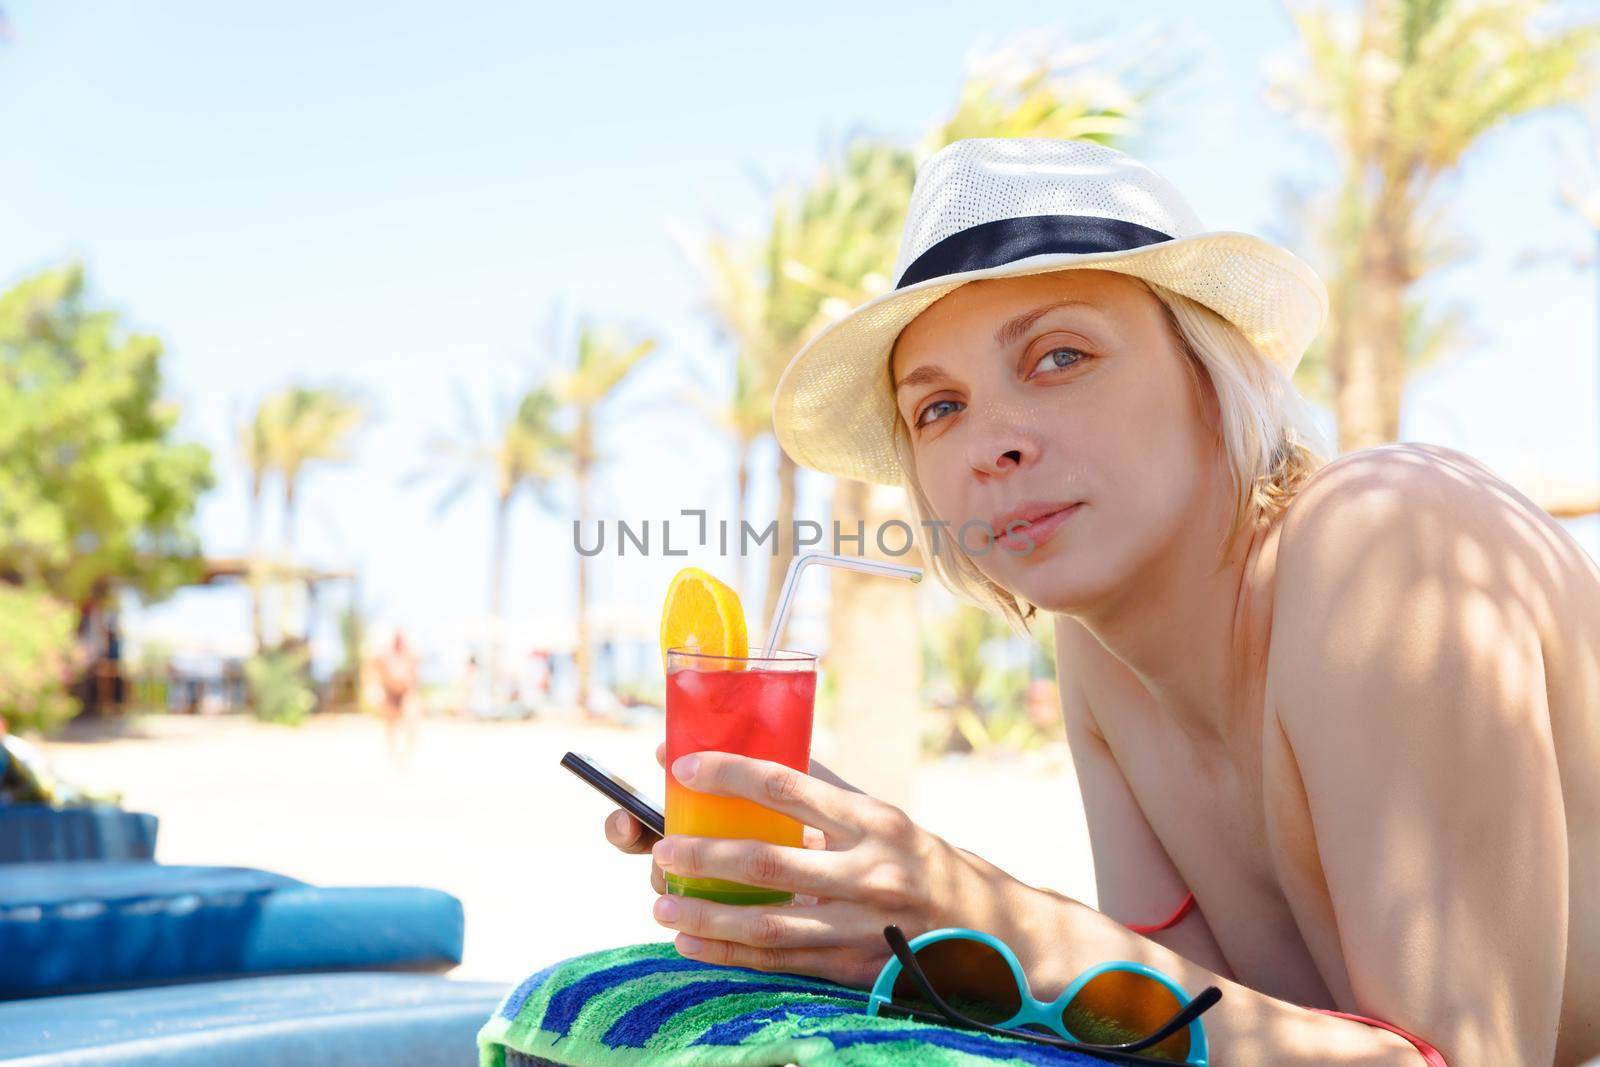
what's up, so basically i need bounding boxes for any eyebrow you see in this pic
[893,298,1105,394]
[994,298,1102,349]
[894,363,949,394]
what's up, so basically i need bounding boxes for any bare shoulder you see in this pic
[1273,442,1595,632]
[1283,442,1545,542]
[1266,441,1600,740]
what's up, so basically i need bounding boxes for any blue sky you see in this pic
[2,1,1597,678]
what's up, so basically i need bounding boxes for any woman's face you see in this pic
[890,269,1225,615]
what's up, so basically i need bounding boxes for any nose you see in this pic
[963,409,1038,479]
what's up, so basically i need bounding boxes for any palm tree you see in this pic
[926,26,1154,148]
[690,174,917,624]
[256,385,366,556]
[1273,0,1600,451]
[1534,104,1600,522]
[692,231,781,604]
[413,383,566,700]
[1281,185,1472,411]
[687,357,769,604]
[554,322,657,715]
[246,384,365,647]
[239,410,273,652]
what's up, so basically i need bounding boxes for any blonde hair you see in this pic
[892,276,1328,631]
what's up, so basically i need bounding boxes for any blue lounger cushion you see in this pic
[0,805,158,863]
[0,862,464,998]
[0,971,508,1067]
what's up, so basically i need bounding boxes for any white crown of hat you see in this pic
[892,138,1206,288]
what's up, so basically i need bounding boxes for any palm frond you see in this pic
[409,381,566,517]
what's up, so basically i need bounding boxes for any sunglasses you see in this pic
[867,925,1220,1065]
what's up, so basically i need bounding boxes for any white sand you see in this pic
[39,714,1097,984]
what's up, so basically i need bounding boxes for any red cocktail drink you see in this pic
[664,648,816,905]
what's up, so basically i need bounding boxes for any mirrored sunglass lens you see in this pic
[1062,969,1192,1061]
[889,937,1024,1026]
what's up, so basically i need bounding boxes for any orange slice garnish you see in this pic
[660,567,747,671]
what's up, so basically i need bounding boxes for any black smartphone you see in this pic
[561,751,665,838]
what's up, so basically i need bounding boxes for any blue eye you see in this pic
[915,398,963,428]
[1031,347,1084,375]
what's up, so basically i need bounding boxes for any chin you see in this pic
[1018,578,1121,617]
[983,549,1127,617]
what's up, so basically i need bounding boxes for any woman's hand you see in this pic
[601,743,670,893]
[644,750,979,989]
[600,744,866,896]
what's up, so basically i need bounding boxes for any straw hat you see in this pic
[771,138,1329,486]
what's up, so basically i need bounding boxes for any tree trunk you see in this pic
[248,486,265,654]
[1334,314,1385,453]
[823,477,921,808]
[734,441,750,605]
[488,492,510,711]
[1370,210,1409,444]
[278,480,300,645]
[1331,5,1400,454]
[763,449,798,626]
[575,437,594,717]
[283,480,299,559]
[1336,196,1409,452]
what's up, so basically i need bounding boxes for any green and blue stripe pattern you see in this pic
[477,942,1103,1067]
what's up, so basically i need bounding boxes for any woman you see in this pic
[605,139,1599,1065]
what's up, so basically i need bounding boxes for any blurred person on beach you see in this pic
[522,649,552,718]
[371,628,421,766]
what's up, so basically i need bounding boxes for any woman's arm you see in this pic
[981,878,1427,1065]
[1055,617,1236,979]
[1261,446,1571,1066]
[647,751,1426,1065]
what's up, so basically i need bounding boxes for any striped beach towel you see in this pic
[477,942,1105,1067]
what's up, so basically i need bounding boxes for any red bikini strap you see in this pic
[1124,890,1195,935]
[1304,1008,1448,1066]
[1119,891,1447,1065]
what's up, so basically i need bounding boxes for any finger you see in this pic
[651,862,666,894]
[653,835,851,899]
[802,826,827,849]
[670,752,862,842]
[604,809,659,854]
[655,742,666,768]
[670,936,886,989]
[652,894,876,950]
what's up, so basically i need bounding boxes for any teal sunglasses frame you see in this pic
[867,925,1213,1066]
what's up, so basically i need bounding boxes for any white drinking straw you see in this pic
[761,552,923,656]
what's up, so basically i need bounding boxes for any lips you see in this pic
[990,502,1082,554]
